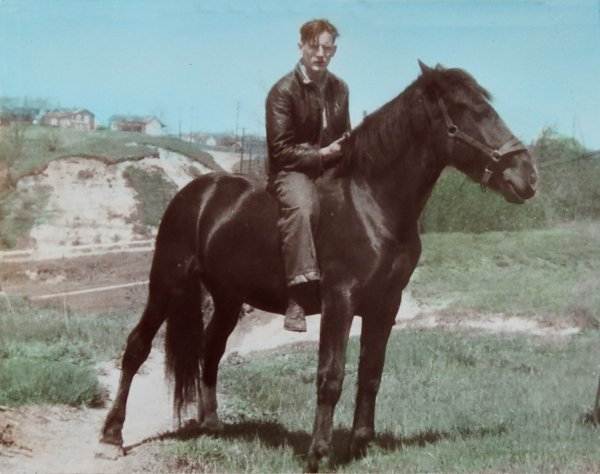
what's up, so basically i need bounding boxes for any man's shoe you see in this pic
[284,299,307,332]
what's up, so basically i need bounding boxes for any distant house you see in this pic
[109,115,166,136]
[40,109,95,130]
[0,107,38,127]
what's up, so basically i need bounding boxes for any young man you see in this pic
[266,19,351,332]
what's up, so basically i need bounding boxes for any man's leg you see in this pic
[269,171,320,332]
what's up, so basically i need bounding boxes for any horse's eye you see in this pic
[471,104,489,117]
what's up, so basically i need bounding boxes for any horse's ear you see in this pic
[435,63,446,71]
[418,60,433,75]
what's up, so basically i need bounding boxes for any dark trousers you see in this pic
[268,171,321,287]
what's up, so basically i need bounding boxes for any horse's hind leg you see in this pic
[198,292,242,431]
[101,288,167,447]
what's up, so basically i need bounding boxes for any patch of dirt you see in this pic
[396,306,582,339]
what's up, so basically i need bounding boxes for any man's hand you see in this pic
[320,133,349,168]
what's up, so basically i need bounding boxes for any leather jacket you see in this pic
[266,63,350,178]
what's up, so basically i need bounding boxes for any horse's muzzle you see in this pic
[501,153,538,203]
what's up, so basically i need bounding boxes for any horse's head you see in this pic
[418,61,538,203]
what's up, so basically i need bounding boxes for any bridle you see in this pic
[432,96,528,190]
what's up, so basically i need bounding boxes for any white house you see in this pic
[110,115,166,136]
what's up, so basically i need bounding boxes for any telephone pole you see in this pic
[239,127,246,173]
[235,101,240,138]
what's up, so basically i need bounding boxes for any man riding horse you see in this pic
[266,19,350,332]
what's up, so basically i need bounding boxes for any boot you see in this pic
[284,298,307,332]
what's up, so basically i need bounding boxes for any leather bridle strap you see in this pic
[436,97,527,189]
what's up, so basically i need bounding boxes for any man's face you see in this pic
[299,31,337,79]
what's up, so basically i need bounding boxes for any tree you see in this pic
[0,122,28,189]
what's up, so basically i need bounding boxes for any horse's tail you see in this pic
[164,254,204,423]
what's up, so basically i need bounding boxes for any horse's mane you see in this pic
[343,64,492,176]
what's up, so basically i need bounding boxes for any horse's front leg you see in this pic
[348,306,396,459]
[306,289,355,473]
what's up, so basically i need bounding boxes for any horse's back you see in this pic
[154,172,288,312]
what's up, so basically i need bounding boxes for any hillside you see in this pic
[0,127,242,254]
[21,151,208,256]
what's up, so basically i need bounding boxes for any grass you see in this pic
[0,358,100,406]
[413,221,600,327]
[0,296,137,407]
[160,330,600,473]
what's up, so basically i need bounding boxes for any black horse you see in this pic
[101,62,537,471]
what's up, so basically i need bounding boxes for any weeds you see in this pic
[0,183,50,248]
[123,165,178,232]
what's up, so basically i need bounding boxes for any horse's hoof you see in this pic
[348,438,370,460]
[99,431,124,449]
[304,455,320,473]
[200,416,224,433]
[95,442,125,460]
[349,430,373,460]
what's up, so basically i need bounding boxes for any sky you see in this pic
[1,0,599,148]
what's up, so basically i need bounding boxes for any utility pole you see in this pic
[235,101,240,138]
[189,106,194,143]
[239,127,245,174]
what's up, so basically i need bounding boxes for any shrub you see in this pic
[421,168,547,233]
[421,128,600,233]
[123,165,178,232]
[0,184,50,248]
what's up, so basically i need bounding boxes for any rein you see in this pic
[434,97,527,190]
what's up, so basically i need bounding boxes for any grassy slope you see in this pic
[412,221,600,326]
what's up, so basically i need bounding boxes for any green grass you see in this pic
[0,296,137,407]
[0,358,101,406]
[160,330,600,473]
[412,221,600,326]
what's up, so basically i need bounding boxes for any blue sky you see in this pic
[1,0,599,148]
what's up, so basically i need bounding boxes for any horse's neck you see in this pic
[347,146,443,239]
[349,169,439,236]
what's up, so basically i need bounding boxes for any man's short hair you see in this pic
[300,19,339,44]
